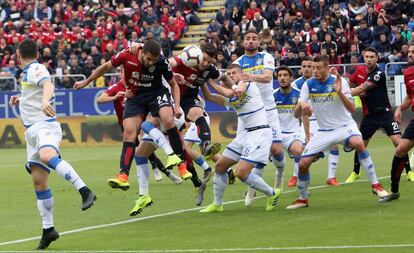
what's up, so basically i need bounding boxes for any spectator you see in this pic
[230,6,243,25]
[313,0,330,26]
[82,56,96,79]
[113,31,128,52]
[164,16,181,48]
[375,33,392,63]
[34,0,52,22]
[216,6,230,25]
[372,17,390,44]
[174,11,186,33]
[321,33,337,52]
[245,1,261,21]
[150,20,164,41]
[365,6,378,28]
[249,12,268,33]
[238,15,249,34]
[219,19,233,42]
[207,18,222,35]
[316,19,335,42]
[160,32,171,57]
[356,20,372,49]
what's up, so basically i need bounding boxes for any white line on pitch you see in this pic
[0,176,389,248]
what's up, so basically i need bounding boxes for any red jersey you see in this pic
[349,66,367,86]
[404,66,414,112]
[172,56,222,99]
[105,81,126,126]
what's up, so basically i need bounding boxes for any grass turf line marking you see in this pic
[0,176,390,248]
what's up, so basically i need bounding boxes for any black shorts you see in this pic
[124,90,172,119]
[359,111,401,140]
[402,119,414,140]
[180,96,205,120]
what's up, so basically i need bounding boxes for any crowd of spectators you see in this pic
[0,0,414,90]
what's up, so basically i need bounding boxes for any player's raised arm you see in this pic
[207,79,235,98]
[73,60,114,89]
[395,95,411,125]
[96,91,125,104]
[41,79,56,117]
[201,83,226,106]
[334,75,356,113]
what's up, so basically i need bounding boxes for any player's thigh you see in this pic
[241,128,272,168]
[235,160,255,180]
[157,106,175,129]
[136,140,157,157]
[379,113,401,143]
[123,115,144,137]
[395,138,414,157]
[215,155,237,173]
[288,140,304,157]
[302,130,337,157]
[359,115,379,141]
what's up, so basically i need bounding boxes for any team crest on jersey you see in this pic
[326,84,334,93]
[374,74,380,81]
[132,72,140,78]
[148,66,156,73]
[290,97,298,104]
[256,57,263,66]
[203,71,209,78]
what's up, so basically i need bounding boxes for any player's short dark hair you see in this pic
[226,64,241,71]
[364,47,378,56]
[301,56,312,62]
[244,29,260,38]
[18,38,37,60]
[276,66,292,77]
[143,39,161,57]
[313,55,329,66]
[201,43,217,58]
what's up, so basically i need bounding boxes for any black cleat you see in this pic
[201,141,221,160]
[379,192,400,203]
[80,187,97,211]
[195,184,207,206]
[37,227,59,250]
[227,168,236,185]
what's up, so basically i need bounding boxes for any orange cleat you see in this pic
[177,162,192,180]
[287,176,297,187]
[326,177,340,186]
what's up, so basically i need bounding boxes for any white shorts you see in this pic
[184,115,211,144]
[25,121,62,174]
[142,115,185,147]
[281,131,305,158]
[266,109,282,143]
[223,127,272,168]
[302,122,361,158]
[309,118,319,138]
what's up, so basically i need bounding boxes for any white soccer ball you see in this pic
[180,45,203,67]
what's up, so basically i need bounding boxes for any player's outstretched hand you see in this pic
[173,104,182,118]
[303,103,313,117]
[394,108,402,125]
[329,67,339,76]
[9,95,19,106]
[334,74,342,93]
[73,80,89,90]
[42,100,56,117]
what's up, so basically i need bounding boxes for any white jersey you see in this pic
[19,61,54,126]
[293,75,316,121]
[233,52,276,111]
[299,75,354,130]
[273,87,301,133]
[226,82,268,129]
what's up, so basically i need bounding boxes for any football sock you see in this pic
[213,171,227,205]
[328,148,339,179]
[141,121,174,155]
[48,156,86,190]
[293,156,300,177]
[166,126,185,159]
[244,171,274,196]
[353,151,361,174]
[119,141,136,175]
[358,150,378,185]
[149,153,170,176]
[272,152,285,170]
[298,172,310,200]
[195,156,211,171]
[195,117,211,144]
[36,189,54,229]
[391,155,408,193]
[135,156,149,196]
[185,152,202,187]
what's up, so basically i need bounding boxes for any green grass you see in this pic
[1,135,414,252]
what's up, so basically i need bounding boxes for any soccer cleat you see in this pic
[107,173,130,191]
[165,154,182,170]
[407,171,414,181]
[167,172,183,184]
[195,184,207,206]
[244,187,256,207]
[177,162,192,180]
[129,195,153,216]
[153,168,163,181]
[286,199,309,209]
[37,227,59,250]
[410,152,414,169]
[371,183,389,198]
[79,186,97,211]
[378,192,400,203]
[202,168,213,184]
[345,171,361,183]
[287,176,297,187]
[202,142,222,160]
[227,168,236,184]
[326,177,340,186]
[199,203,224,213]
[266,188,282,211]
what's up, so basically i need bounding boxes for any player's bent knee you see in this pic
[38,147,58,164]
[395,145,409,157]
[235,168,249,181]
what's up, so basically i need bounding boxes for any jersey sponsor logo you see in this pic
[229,92,250,109]
[242,65,264,75]
[127,61,138,66]
[277,104,295,113]
[310,92,337,103]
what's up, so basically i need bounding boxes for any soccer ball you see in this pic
[180,45,203,67]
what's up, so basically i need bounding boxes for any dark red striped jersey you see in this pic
[105,81,126,126]
[404,65,414,112]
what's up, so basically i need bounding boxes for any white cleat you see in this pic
[286,199,309,209]
[372,184,389,198]
[168,172,183,184]
[244,187,256,207]
[153,168,163,181]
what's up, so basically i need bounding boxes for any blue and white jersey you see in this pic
[233,52,276,111]
[299,75,354,130]
[273,87,301,133]
[19,61,54,126]
[226,82,268,129]
[292,76,307,90]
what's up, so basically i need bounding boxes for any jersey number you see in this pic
[392,122,400,131]
[157,94,169,105]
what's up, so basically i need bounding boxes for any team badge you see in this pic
[256,57,263,65]
[203,71,209,78]
[374,74,380,81]
[148,66,156,73]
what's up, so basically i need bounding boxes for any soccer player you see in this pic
[287,55,388,209]
[273,66,306,190]
[74,40,191,189]
[380,43,414,202]
[290,58,341,187]
[233,30,285,205]
[199,64,281,213]
[95,73,182,184]
[345,47,414,183]
[9,39,96,249]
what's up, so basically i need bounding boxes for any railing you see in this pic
[0,76,18,91]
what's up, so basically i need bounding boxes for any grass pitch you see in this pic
[1,135,414,252]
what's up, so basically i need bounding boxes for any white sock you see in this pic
[244,172,274,196]
[246,167,264,193]
[36,189,54,229]
[195,156,211,171]
[135,156,149,195]
[358,150,379,185]
[48,157,86,190]
[298,173,310,200]
[272,152,285,170]
[149,128,174,155]
[328,149,339,179]
[213,172,227,205]
[293,156,300,177]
